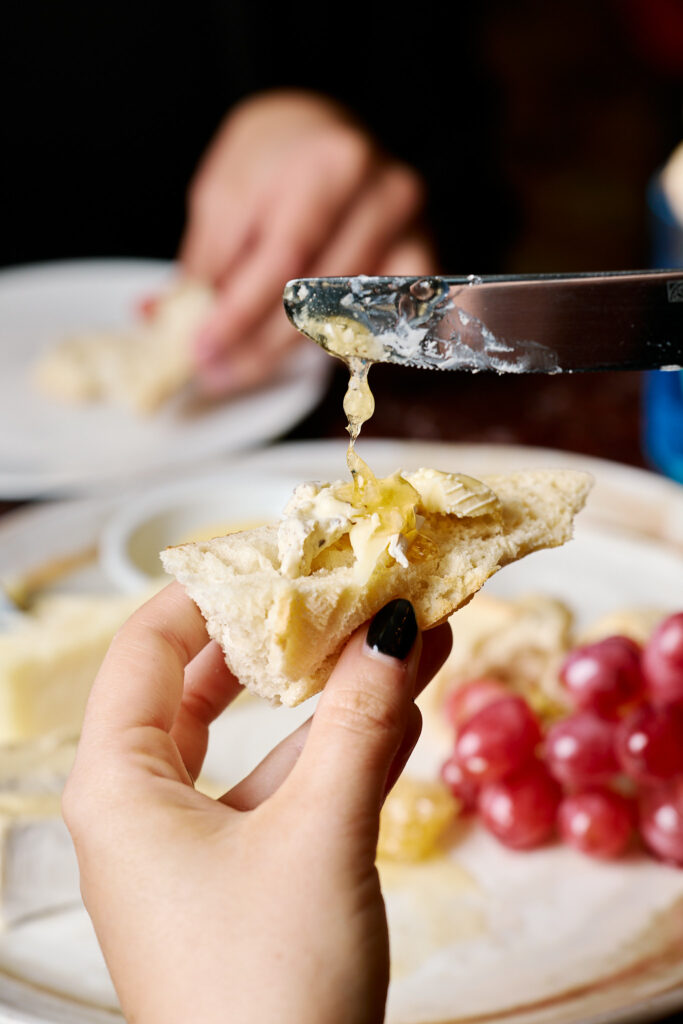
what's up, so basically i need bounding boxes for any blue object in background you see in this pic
[643,370,683,482]
[645,173,683,484]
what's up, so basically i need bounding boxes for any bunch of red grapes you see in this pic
[439,612,683,864]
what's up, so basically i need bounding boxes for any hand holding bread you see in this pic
[64,583,451,1024]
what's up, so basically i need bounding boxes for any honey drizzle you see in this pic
[334,356,437,570]
[342,355,379,500]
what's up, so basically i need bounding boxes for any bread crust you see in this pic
[161,469,592,706]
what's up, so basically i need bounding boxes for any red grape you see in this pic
[454,695,541,783]
[478,760,561,850]
[558,789,633,859]
[442,678,508,734]
[440,754,479,811]
[642,612,683,706]
[615,703,683,784]
[431,612,683,866]
[639,779,683,866]
[544,711,618,788]
[559,636,644,716]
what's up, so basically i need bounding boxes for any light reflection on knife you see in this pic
[283,271,683,373]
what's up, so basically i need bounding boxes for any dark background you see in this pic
[2,0,683,468]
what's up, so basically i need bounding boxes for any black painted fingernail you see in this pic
[366,599,417,660]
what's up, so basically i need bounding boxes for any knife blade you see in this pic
[282,271,683,373]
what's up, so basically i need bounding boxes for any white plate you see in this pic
[97,467,303,592]
[0,260,331,498]
[0,441,682,1024]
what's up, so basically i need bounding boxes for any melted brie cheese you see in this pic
[277,464,500,584]
[281,307,502,586]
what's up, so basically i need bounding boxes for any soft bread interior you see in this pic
[33,280,213,414]
[161,469,591,706]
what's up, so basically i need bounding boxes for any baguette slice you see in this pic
[161,469,591,706]
[33,279,213,414]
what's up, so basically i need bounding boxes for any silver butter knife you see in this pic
[283,271,683,373]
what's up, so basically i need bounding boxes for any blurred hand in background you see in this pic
[180,90,435,396]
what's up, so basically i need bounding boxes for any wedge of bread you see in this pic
[161,468,591,706]
[33,279,213,414]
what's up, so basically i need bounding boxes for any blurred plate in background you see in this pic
[0,260,331,498]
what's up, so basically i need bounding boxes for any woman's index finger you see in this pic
[80,582,210,743]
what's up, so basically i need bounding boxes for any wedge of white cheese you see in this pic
[0,591,144,743]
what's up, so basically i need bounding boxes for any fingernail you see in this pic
[366,599,417,660]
